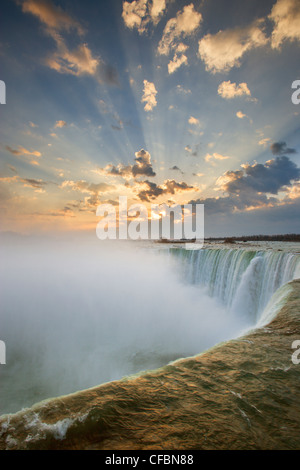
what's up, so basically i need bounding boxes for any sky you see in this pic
[0,0,300,237]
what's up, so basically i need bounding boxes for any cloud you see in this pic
[101,163,132,178]
[122,0,148,32]
[29,121,38,128]
[60,179,115,208]
[217,156,300,195]
[236,111,246,119]
[163,179,194,194]
[21,0,118,85]
[269,0,300,49]
[54,120,67,128]
[157,3,202,73]
[141,80,157,111]
[176,84,191,95]
[170,165,183,173]
[218,81,251,99]
[137,180,165,201]
[167,50,188,74]
[137,178,196,202]
[46,40,100,77]
[258,137,271,147]
[122,0,167,34]
[99,149,156,180]
[189,156,300,216]
[188,116,200,125]
[270,141,297,156]
[0,174,48,191]
[61,180,114,193]
[5,145,41,158]
[47,35,118,85]
[205,153,230,164]
[0,175,19,184]
[21,0,84,35]
[151,0,167,23]
[158,3,202,56]
[236,110,253,123]
[285,182,300,200]
[198,19,267,73]
[132,149,156,177]
[19,178,48,190]
[185,144,199,157]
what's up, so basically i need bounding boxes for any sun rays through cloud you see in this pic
[0,0,300,235]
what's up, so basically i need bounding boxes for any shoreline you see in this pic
[157,239,300,253]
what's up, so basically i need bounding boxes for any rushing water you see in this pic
[0,237,300,416]
[170,247,300,322]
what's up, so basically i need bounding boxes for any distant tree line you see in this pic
[206,234,300,243]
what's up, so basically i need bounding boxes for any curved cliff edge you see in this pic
[1,279,300,450]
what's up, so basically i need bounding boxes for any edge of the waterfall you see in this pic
[1,278,300,450]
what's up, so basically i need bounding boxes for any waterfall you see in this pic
[170,247,300,323]
[1,240,300,416]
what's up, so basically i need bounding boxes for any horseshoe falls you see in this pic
[1,238,300,450]
[170,247,300,324]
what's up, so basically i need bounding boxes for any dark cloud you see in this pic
[137,179,195,202]
[138,181,164,202]
[164,180,194,194]
[102,149,156,179]
[270,141,296,156]
[20,178,48,189]
[132,149,156,177]
[189,156,300,216]
[222,156,300,195]
[170,165,183,174]
[5,145,21,156]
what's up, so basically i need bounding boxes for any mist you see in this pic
[0,236,248,414]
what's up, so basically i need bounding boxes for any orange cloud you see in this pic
[218,81,251,99]
[141,80,158,112]
[198,20,267,73]
[22,0,84,35]
[5,145,41,158]
[269,0,300,48]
